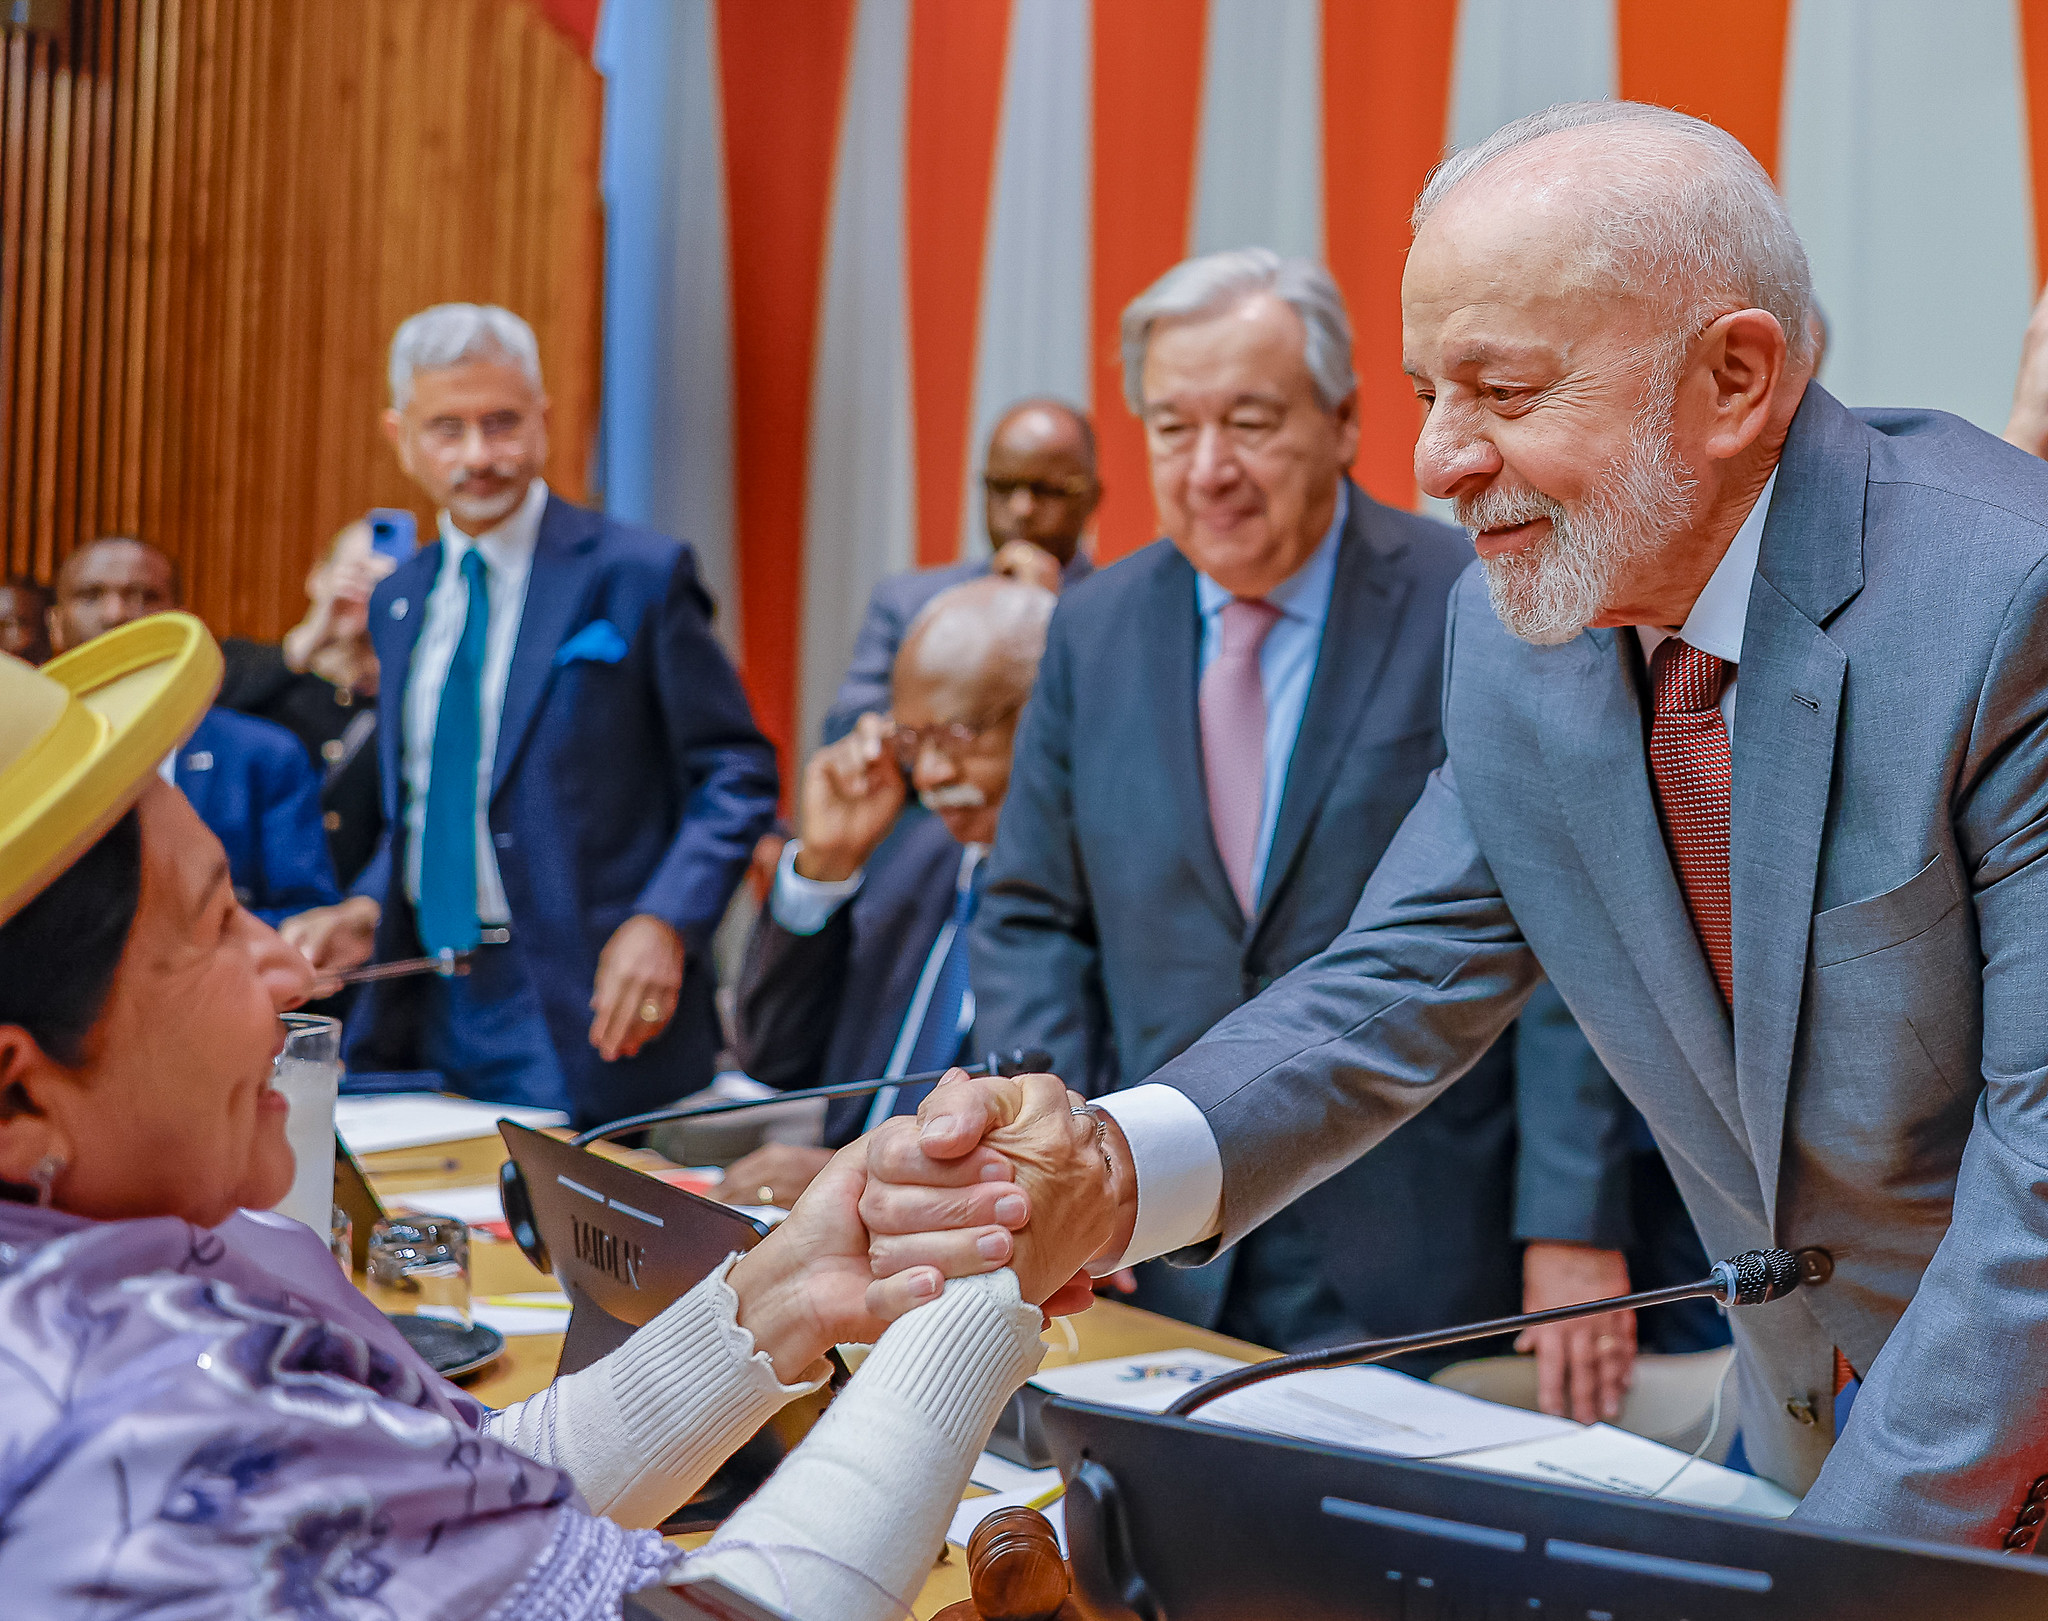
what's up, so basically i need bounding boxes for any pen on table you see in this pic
[364,1154,462,1174]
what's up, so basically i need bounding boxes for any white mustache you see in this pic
[919,783,988,811]
[446,462,524,487]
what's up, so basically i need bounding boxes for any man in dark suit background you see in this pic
[722,576,1055,1209]
[822,400,1099,742]
[49,536,340,928]
[976,249,1673,1414]
[287,304,778,1128]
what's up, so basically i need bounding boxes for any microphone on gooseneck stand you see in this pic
[566,1047,1058,1146]
[1163,1247,1812,1419]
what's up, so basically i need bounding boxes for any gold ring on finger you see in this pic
[638,999,662,1022]
[757,1185,775,1205]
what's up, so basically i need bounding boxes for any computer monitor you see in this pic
[1042,1397,2048,1619]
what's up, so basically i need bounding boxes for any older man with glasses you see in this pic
[720,576,1056,1211]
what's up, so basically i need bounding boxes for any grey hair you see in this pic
[1413,101,1815,367]
[1119,248,1356,414]
[388,303,543,408]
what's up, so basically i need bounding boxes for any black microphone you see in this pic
[567,1047,1057,1146]
[1163,1247,1809,1419]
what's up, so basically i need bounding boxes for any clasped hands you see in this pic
[728,1070,1133,1382]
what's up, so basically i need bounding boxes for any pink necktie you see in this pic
[1201,598,1282,917]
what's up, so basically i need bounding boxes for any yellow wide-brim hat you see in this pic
[0,612,221,928]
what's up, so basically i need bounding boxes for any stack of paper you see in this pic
[335,1093,567,1155]
[1448,1423,1799,1516]
[1012,1348,1795,1520]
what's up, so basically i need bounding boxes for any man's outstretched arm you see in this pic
[864,756,1544,1295]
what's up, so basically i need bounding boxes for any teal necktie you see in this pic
[417,548,488,955]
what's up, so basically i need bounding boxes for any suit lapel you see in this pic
[493,496,603,797]
[1142,551,1244,933]
[1255,488,1407,936]
[1540,629,1748,1149]
[1729,385,1865,1230]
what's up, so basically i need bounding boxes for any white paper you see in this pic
[335,1093,567,1155]
[1026,1347,1248,1412]
[473,1303,573,1337]
[1445,1423,1800,1517]
[969,1453,1063,1498]
[1198,1363,1580,1459]
[948,1484,1067,1551]
[386,1184,508,1226]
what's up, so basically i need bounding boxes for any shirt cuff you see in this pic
[1094,1083,1223,1267]
[769,839,865,935]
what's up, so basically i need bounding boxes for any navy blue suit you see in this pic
[733,813,967,1145]
[174,706,341,926]
[346,495,779,1128]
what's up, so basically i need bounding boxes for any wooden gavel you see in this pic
[934,1505,1081,1621]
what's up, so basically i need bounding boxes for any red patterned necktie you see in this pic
[1201,598,1282,917]
[1647,639,1734,1004]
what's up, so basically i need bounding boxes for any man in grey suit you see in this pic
[974,249,1660,1414]
[862,101,2048,1547]
[822,400,1098,742]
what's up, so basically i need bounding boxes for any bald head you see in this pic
[896,575,1054,713]
[51,538,179,653]
[1413,101,1815,369]
[891,577,1055,845]
[982,399,1099,564]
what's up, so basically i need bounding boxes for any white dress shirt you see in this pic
[1097,473,1778,1267]
[401,477,549,924]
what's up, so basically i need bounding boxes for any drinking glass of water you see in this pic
[368,1214,472,1329]
[269,1012,340,1233]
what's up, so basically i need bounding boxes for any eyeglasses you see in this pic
[983,474,1094,503]
[884,704,1021,768]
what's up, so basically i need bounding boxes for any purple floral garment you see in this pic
[0,1201,668,1619]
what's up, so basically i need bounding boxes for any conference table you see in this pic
[358,1129,1275,1618]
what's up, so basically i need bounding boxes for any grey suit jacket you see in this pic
[976,484,1638,1338]
[822,550,1095,742]
[1150,385,2048,1545]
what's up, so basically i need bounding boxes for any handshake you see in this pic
[858,1069,1141,1321]
[729,1069,1142,1380]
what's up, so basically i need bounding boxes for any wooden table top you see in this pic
[358,1130,1272,1618]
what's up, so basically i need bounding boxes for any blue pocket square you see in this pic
[555,619,629,666]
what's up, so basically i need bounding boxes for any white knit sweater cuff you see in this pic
[606,1252,831,1482]
[839,1270,1046,1454]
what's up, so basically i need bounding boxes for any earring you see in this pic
[29,1154,63,1210]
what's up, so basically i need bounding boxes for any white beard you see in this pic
[1458,388,1698,647]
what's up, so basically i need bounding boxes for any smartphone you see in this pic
[367,507,419,564]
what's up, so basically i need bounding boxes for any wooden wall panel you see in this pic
[0,0,602,642]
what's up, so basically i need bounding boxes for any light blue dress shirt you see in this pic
[1193,483,1347,909]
